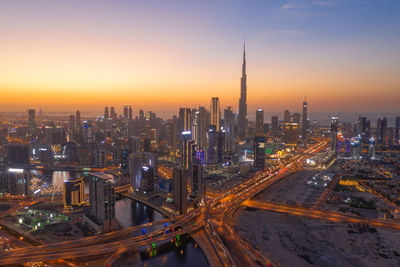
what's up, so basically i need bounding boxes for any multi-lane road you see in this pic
[200,140,330,267]
[244,200,400,231]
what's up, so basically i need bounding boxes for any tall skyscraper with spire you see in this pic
[238,43,247,140]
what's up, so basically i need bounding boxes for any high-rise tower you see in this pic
[104,107,109,119]
[123,105,128,120]
[210,97,220,131]
[28,109,35,135]
[331,117,339,154]
[255,108,264,137]
[302,97,308,145]
[76,110,81,128]
[238,43,247,140]
[128,105,133,120]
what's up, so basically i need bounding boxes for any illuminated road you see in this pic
[201,139,330,267]
[243,200,400,231]
[0,210,200,265]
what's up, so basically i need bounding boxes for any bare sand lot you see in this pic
[236,209,400,267]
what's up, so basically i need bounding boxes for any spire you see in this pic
[242,41,246,76]
[243,41,246,59]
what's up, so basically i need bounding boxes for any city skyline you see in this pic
[2,2,400,267]
[1,0,399,113]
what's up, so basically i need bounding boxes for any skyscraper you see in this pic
[123,105,128,120]
[284,122,299,146]
[197,107,209,150]
[210,97,221,131]
[87,172,115,232]
[128,152,142,190]
[69,115,75,132]
[173,166,187,214]
[128,105,133,120]
[179,108,192,133]
[223,107,235,153]
[395,116,400,144]
[1,170,30,196]
[254,136,266,169]
[110,107,116,120]
[140,166,154,192]
[82,120,93,143]
[284,110,291,123]
[170,116,179,155]
[359,116,371,145]
[28,109,35,134]
[238,43,247,140]
[191,158,205,204]
[181,134,195,171]
[271,116,278,137]
[255,109,264,137]
[302,98,308,145]
[331,117,339,154]
[377,117,388,145]
[7,144,29,166]
[104,107,109,119]
[76,110,81,129]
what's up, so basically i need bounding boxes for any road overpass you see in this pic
[243,200,400,231]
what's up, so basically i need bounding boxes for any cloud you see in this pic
[281,2,300,9]
[282,0,338,10]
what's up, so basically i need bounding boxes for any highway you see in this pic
[201,139,330,267]
[0,208,200,265]
[243,200,400,231]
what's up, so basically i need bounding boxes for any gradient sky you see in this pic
[0,0,399,116]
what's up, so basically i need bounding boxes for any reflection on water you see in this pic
[115,198,164,228]
[141,238,209,267]
[47,171,162,228]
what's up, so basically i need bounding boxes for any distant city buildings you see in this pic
[3,43,400,244]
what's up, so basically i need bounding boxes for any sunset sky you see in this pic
[0,0,399,116]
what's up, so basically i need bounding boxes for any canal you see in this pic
[43,171,209,266]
